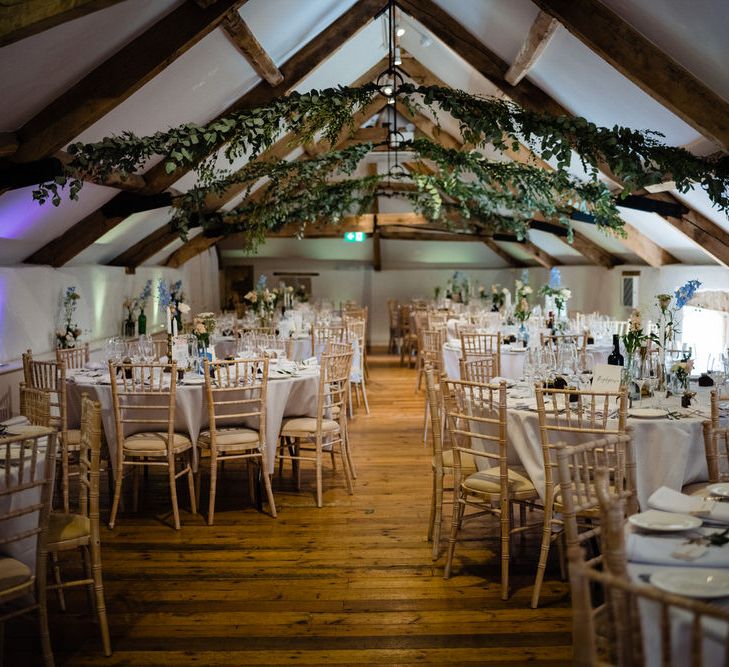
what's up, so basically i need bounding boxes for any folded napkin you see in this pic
[302,357,318,367]
[1,415,30,427]
[626,526,729,567]
[648,486,729,524]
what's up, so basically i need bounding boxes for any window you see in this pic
[681,306,729,373]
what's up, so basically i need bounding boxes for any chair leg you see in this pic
[62,445,69,514]
[427,470,437,543]
[186,453,197,515]
[431,472,444,562]
[315,447,323,508]
[108,464,124,529]
[360,380,369,415]
[88,545,112,656]
[343,426,357,480]
[37,591,54,667]
[247,459,256,504]
[132,464,141,513]
[531,501,554,609]
[422,398,430,445]
[260,463,277,518]
[500,500,511,601]
[168,458,181,530]
[207,452,218,526]
[80,546,97,618]
[338,438,354,496]
[443,493,465,579]
[50,551,66,611]
[520,504,527,550]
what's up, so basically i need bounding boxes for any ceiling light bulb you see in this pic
[396,26,406,37]
[387,97,395,105]
[383,85,393,96]
[394,46,402,66]
[420,34,432,48]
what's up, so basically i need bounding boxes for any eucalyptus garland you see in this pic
[30,82,728,250]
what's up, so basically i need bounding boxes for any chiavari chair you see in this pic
[568,469,729,667]
[459,356,497,384]
[55,342,90,370]
[0,425,57,666]
[460,331,501,376]
[108,361,196,530]
[0,388,10,422]
[419,329,445,442]
[277,348,354,507]
[344,318,369,415]
[398,304,417,367]
[311,324,345,359]
[198,358,276,524]
[46,395,111,656]
[23,354,79,513]
[441,378,539,599]
[387,299,401,354]
[540,332,589,353]
[531,383,631,608]
[19,385,51,427]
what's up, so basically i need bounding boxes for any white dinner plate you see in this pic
[628,510,702,532]
[650,568,729,599]
[707,483,729,498]
[628,407,668,419]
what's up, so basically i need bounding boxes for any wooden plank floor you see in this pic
[8,353,571,665]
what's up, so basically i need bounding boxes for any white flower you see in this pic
[502,287,509,295]
[177,303,191,314]
[197,311,214,318]
[561,289,572,299]
[523,286,533,295]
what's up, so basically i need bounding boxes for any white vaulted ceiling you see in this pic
[0,0,727,270]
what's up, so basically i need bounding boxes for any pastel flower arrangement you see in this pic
[192,312,216,348]
[490,284,510,310]
[621,309,657,356]
[56,286,82,349]
[513,279,533,323]
[137,280,152,312]
[157,279,186,314]
[245,275,279,317]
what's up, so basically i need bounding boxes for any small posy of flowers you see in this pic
[539,284,571,313]
[122,297,136,319]
[671,357,694,388]
[513,280,532,323]
[192,312,216,347]
[57,286,81,349]
[245,276,279,315]
[621,309,657,356]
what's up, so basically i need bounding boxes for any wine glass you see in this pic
[105,337,126,363]
[139,336,156,363]
[577,352,595,390]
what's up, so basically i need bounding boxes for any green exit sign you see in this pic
[343,231,366,242]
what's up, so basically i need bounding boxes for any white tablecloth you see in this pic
[67,371,320,475]
[467,389,712,509]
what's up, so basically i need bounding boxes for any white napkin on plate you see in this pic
[302,357,317,367]
[648,486,729,524]
[625,526,729,566]
[85,361,105,370]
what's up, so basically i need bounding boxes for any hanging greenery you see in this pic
[30,82,728,251]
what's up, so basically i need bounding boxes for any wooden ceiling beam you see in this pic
[504,11,559,86]
[396,0,568,116]
[532,0,729,150]
[10,0,246,164]
[0,0,127,48]
[567,229,618,268]
[26,0,385,267]
[222,10,284,86]
[640,191,729,267]
[620,223,679,267]
[521,240,558,268]
[482,239,528,268]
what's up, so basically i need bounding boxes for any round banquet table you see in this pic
[466,386,715,510]
[442,341,612,380]
[66,368,320,475]
[214,336,359,366]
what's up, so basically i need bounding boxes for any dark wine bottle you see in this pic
[607,334,624,366]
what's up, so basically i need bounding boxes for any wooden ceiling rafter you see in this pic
[23,0,387,268]
[531,0,729,151]
[504,10,559,86]
[221,9,284,86]
[395,2,718,267]
[0,0,127,48]
[7,0,247,165]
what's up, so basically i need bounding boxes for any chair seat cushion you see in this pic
[123,432,192,454]
[198,428,260,451]
[48,512,90,544]
[0,557,32,591]
[281,417,339,435]
[463,466,537,498]
[437,449,477,470]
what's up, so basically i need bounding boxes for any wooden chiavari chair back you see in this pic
[460,331,501,376]
[55,342,90,370]
[459,355,497,384]
[0,425,58,665]
[540,332,589,352]
[311,325,345,358]
[20,385,51,427]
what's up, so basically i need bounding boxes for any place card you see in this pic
[591,363,622,393]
